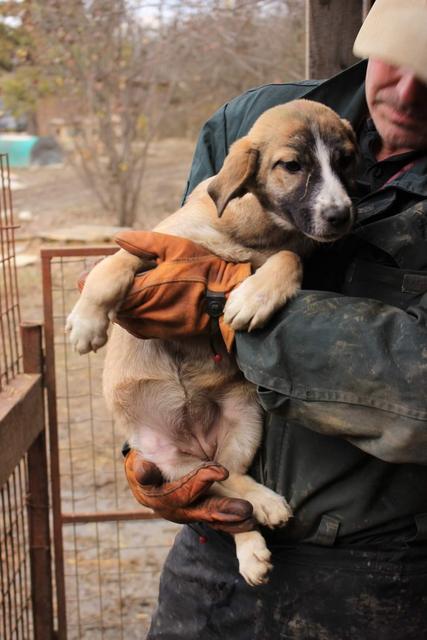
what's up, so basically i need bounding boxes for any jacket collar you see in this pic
[392,156,427,196]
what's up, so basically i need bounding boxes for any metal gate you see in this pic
[41,247,179,640]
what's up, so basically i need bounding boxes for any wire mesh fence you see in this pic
[0,154,22,391]
[42,249,180,639]
[0,459,33,640]
[0,153,37,639]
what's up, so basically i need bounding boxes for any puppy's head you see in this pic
[208,99,358,242]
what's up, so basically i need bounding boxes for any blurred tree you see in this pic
[0,0,29,72]
[0,0,49,132]
[162,0,306,136]
[30,0,198,226]
[1,0,305,226]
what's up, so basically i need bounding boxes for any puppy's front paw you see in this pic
[235,531,273,586]
[66,303,110,354]
[224,274,296,332]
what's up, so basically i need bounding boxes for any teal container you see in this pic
[0,135,38,167]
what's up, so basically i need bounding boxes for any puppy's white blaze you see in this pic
[313,133,351,210]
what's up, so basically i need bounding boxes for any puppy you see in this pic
[67,100,357,586]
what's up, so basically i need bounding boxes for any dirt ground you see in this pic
[10,138,196,638]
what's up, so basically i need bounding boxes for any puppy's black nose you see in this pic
[323,206,351,229]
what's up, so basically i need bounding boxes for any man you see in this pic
[119,1,427,638]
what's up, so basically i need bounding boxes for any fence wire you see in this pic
[0,155,22,391]
[0,447,33,639]
[0,154,33,639]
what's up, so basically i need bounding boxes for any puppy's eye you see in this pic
[285,161,302,173]
[340,154,354,170]
[276,160,302,173]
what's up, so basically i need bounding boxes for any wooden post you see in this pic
[22,323,55,640]
[305,0,365,79]
[363,0,376,21]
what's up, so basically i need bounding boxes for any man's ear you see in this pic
[207,137,259,217]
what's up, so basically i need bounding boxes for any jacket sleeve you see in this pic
[235,291,427,465]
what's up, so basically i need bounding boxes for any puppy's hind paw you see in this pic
[235,531,273,587]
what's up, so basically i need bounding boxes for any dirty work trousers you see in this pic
[146,525,427,640]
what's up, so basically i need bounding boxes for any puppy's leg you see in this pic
[66,249,143,354]
[212,472,290,586]
[234,530,273,586]
[224,250,302,331]
[214,390,292,527]
[213,474,291,586]
[211,391,291,585]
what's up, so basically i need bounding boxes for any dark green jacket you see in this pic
[184,61,427,547]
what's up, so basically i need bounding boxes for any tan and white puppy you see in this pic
[66,100,357,586]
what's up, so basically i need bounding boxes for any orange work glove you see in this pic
[124,450,256,534]
[112,231,252,351]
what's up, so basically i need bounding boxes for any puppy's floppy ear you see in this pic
[208,137,259,217]
[341,118,360,167]
[341,118,357,146]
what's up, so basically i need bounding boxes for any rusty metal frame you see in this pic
[41,246,160,640]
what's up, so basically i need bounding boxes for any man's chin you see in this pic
[372,106,426,151]
[376,122,426,155]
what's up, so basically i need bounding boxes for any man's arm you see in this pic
[111,231,427,466]
[235,291,427,464]
[181,97,427,465]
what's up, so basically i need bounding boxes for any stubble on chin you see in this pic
[373,110,426,156]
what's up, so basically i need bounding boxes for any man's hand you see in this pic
[111,231,253,351]
[124,450,256,534]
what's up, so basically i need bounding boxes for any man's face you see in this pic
[365,59,427,155]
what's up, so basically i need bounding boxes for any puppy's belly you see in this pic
[129,421,219,481]
[127,386,263,482]
[109,337,262,480]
